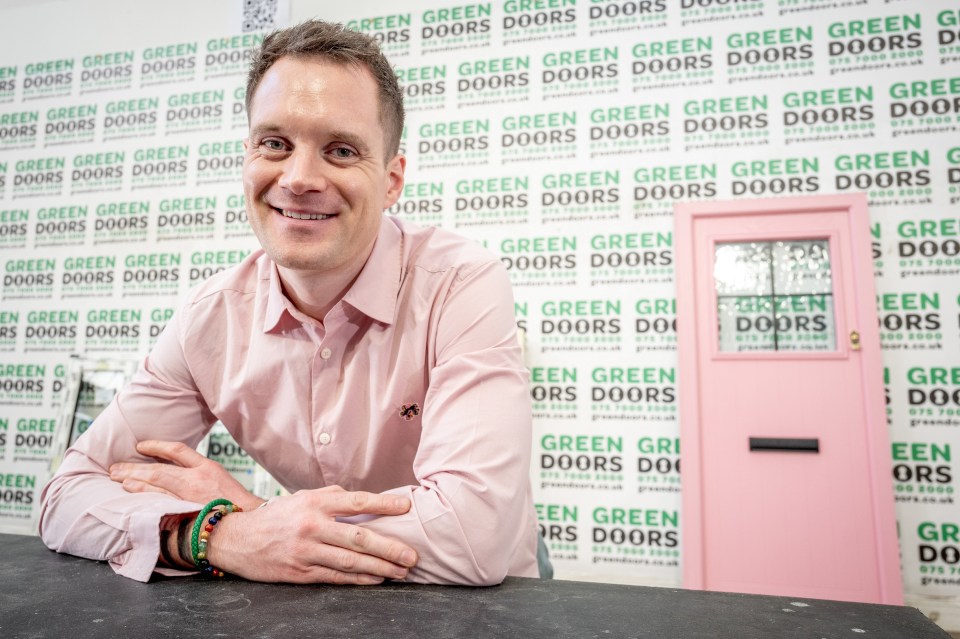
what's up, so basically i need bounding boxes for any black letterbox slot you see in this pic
[749,437,820,453]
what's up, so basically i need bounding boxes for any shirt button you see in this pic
[318,432,331,445]
[320,348,332,360]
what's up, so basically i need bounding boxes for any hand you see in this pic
[109,440,263,511]
[208,486,418,585]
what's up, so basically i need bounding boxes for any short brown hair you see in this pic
[246,20,405,160]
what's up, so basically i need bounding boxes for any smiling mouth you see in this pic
[273,207,334,221]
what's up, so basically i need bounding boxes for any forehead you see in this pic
[247,56,381,126]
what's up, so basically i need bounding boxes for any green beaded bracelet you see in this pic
[190,498,238,577]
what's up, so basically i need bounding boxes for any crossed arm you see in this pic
[110,440,418,584]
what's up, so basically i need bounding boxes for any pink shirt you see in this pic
[39,216,539,585]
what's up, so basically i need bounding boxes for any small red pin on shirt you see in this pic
[399,403,420,421]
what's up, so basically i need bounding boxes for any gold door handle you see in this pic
[850,330,861,351]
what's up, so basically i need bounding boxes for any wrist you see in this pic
[191,499,243,577]
[239,496,267,511]
[204,510,243,574]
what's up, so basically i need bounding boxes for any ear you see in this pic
[382,153,406,210]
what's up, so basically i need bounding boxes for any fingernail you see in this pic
[400,550,416,566]
[393,497,408,510]
[393,568,408,579]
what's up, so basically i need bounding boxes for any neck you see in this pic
[278,266,359,322]
[274,222,382,323]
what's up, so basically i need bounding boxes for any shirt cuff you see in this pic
[108,501,203,582]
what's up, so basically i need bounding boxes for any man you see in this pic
[39,20,541,586]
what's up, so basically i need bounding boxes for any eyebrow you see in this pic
[248,123,283,140]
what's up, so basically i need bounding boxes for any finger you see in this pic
[268,564,384,586]
[118,477,178,497]
[322,520,418,569]
[109,461,143,480]
[307,534,412,579]
[109,462,186,493]
[311,569,385,586]
[321,490,412,518]
[136,440,205,468]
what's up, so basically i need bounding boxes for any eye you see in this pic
[330,146,357,160]
[259,138,287,152]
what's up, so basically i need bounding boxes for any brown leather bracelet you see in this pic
[177,515,195,567]
[158,528,178,568]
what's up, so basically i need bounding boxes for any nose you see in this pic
[277,147,328,195]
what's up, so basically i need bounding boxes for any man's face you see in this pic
[243,56,404,277]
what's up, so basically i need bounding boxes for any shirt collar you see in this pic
[342,217,402,325]
[263,260,297,333]
[262,217,402,333]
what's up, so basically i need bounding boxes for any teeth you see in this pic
[280,209,332,220]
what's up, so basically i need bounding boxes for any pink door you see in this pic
[674,194,902,604]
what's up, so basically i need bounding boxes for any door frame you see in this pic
[673,193,902,603]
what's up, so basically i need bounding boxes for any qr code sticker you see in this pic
[243,0,278,32]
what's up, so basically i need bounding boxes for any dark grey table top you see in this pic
[0,533,949,638]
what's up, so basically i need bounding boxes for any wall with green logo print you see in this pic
[0,0,958,614]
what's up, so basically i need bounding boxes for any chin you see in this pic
[271,253,329,272]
